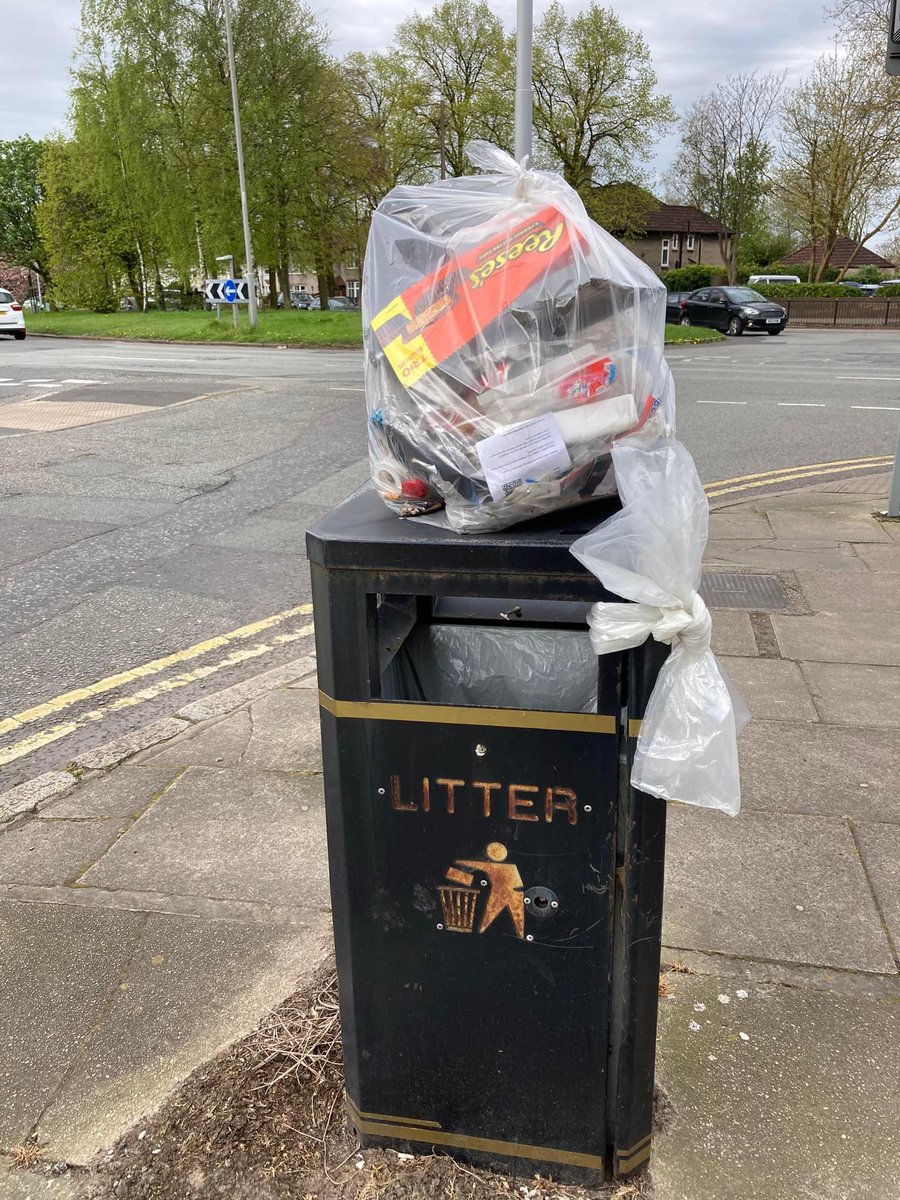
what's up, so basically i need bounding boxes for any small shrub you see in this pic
[848,264,884,284]
[663,263,718,291]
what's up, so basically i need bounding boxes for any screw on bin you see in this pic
[378,787,386,795]
[475,743,487,757]
[526,935,534,942]
[437,923,444,930]
[500,606,523,620]
[584,805,593,812]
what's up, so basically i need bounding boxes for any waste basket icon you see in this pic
[307,488,668,1184]
[437,884,479,933]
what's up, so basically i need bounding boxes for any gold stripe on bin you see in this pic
[347,1101,441,1130]
[615,1135,652,1173]
[319,691,616,735]
[628,719,643,739]
[346,1097,603,1170]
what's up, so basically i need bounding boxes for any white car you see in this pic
[747,274,801,286]
[0,289,26,340]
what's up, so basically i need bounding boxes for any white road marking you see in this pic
[696,400,747,405]
[27,381,62,388]
[851,405,900,411]
[21,378,54,383]
[836,375,900,382]
[78,355,200,364]
[59,378,104,384]
[328,386,365,392]
[778,402,826,407]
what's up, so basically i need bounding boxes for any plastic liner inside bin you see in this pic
[382,624,599,713]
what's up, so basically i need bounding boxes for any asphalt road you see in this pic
[0,329,896,788]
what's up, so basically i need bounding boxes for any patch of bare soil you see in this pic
[70,966,653,1200]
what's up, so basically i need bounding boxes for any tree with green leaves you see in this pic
[38,137,132,311]
[667,72,784,283]
[395,0,514,177]
[776,47,900,281]
[344,51,434,209]
[532,1,674,215]
[0,137,50,283]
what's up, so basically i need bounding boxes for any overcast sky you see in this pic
[3,0,836,180]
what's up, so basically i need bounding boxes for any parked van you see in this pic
[748,274,801,285]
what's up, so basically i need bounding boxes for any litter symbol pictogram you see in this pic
[438,842,525,938]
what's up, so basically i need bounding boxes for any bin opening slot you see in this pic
[378,608,601,714]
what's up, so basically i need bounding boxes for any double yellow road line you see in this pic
[704,454,893,500]
[0,604,314,769]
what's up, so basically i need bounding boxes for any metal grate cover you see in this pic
[700,572,792,612]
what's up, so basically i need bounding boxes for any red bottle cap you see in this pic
[401,479,429,499]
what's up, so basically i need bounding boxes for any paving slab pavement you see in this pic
[653,975,900,1200]
[0,479,897,1200]
[0,657,330,1172]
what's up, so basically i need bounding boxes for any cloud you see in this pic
[0,0,79,140]
[2,0,838,182]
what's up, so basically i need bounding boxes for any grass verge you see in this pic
[25,309,362,347]
[663,324,725,343]
[26,310,724,348]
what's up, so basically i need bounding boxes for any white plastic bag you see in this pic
[570,438,749,815]
[363,141,674,532]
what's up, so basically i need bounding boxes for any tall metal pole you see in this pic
[222,0,258,328]
[888,428,900,518]
[514,0,533,165]
[439,101,447,180]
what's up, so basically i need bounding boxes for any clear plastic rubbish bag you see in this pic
[570,438,749,815]
[363,141,674,532]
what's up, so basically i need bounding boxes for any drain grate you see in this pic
[700,572,792,612]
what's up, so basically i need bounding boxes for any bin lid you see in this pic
[306,484,620,579]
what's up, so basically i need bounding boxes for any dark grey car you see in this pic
[679,286,788,336]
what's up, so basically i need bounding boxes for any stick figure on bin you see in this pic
[442,842,525,938]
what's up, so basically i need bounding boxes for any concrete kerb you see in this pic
[0,654,318,829]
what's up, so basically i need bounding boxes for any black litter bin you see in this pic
[306,487,668,1185]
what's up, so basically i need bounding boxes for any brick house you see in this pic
[592,185,731,277]
[780,237,896,273]
[626,204,731,277]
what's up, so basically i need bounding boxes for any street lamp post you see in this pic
[888,429,900,519]
[514,0,533,165]
[222,0,258,328]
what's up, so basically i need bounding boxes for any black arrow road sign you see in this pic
[204,278,251,303]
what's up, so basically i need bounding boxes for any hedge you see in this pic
[756,283,900,299]
[664,275,900,299]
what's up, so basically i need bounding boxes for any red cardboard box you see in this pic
[371,205,579,390]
